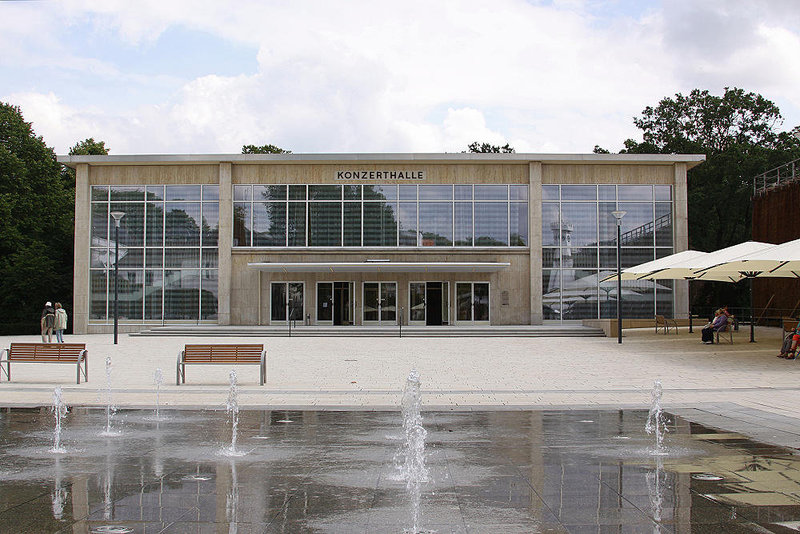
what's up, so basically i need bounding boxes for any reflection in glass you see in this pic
[164,269,200,320]
[344,185,361,200]
[165,203,201,246]
[510,185,528,200]
[561,203,597,247]
[381,283,397,322]
[110,186,145,202]
[364,202,397,246]
[561,185,596,200]
[144,270,163,320]
[455,185,472,200]
[165,248,200,268]
[542,185,559,200]
[343,203,361,246]
[201,202,219,247]
[655,203,672,247]
[363,283,379,322]
[91,185,109,201]
[202,184,219,201]
[200,270,217,320]
[398,202,417,246]
[510,202,528,246]
[115,270,144,320]
[398,185,416,200]
[410,283,425,322]
[364,185,397,201]
[475,203,508,246]
[419,202,453,246]
[541,204,560,246]
[233,203,251,246]
[454,203,472,246]
[419,185,452,200]
[598,202,619,244]
[618,185,652,201]
[475,185,507,200]
[91,204,109,246]
[655,185,672,201]
[271,283,287,321]
[309,185,341,200]
[317,283,332,322]
[288,203,306,246]
[146,202,164,246]
[254,185,286,201]
[166,185,201,201]
[474,283,489,321]
[598,185,615,200]
[309,203,341,246]
[618,202,655,246]
[456,283,472,321]
[253,202,286,246]
[116,202,145,247]
[90,270,107,320]
[234,185,252,201]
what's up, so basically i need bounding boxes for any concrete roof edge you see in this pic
[57,152,707,168]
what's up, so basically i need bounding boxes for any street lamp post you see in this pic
[110,211,125,345]
[611,210,626,344]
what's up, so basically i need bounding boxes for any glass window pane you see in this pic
[254,185,286,201]
[475,185,507,200]
[309,185,342,200]
[344,185,361,200]
[165,248,200,268]
[90,270,107,320]
[510,185,528,200]
[398,185,416,200]
[599,248,618,269]
[598,185,616,200]
[115,203,145,247]
[166,185,201,201]
[398,202,417,246]
[115,269,144,320]
[621,248,654,268]
[454,203,472,246]
[165,203,201,246]
[455,185,472,200]
[419,202,453,246]
[655,203,672,247]
[144,270,163,320]
[409,283,425,322]
[419,185,452,200]
[364,185,397,201]
[317,283,332,322]
[308,202,342,246]
[542,248,560,269]
[542,185,559,200]
[561,185,596,200]
[164,269,200,320]
[572,247,598,269]
[91,248,110,268]
[617,202,654,245]
[91,204,109,245]
[510,202,528,246]
[656,248,674,259]
[542,269,561,319]
[655,185,672,201]
[474,283,489,321]
[288,185,306,200]
[541,203,560,246]
[234,185,252,201]
[288,282,303,321]
[117,247,144,268]
[201,202,219,247]
[363,283,379,322]
[344,203,361,246]
[145,248,163,268]
[91,186,109,201]
[253,202,286,246]
[656,278,673,317]
[202,185,219,201]
[618,185,652,201]
[233,203,251,246]
[381,283,397,322]
[363,202,397,247]
[146,186,164,201]
[561,203,597,247]
[146,202,164,246]
[288,203,306,246]
[110,186,145,202]
[271,283,287,321]
[201,249,218,269]
[475,203,508,245]
[456,283,472,321]
[598,202,619,244]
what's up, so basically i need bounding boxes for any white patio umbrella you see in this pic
[693,237,800,278]
[614,250,710,281]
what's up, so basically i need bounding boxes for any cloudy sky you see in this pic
[2,0,799,155]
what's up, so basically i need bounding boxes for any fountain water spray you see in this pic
[221,369,245,456]
[646,455,666,534]
[50,386,68,453]
[51,456,67,520]
[101,356,117,435]
[395,369,429,534]
[645,379,668,454]
[153,368,163,420]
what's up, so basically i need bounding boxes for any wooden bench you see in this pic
[0,343,88,384]
[655,315,678,334]
[176,344,266,385]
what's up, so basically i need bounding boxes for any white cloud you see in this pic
[1,0,799,154]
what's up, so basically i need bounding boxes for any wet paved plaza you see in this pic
[3,407,800,533]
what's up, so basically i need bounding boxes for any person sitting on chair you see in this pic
[701,310,728,344]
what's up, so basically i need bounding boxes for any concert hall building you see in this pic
[58,153,704,333]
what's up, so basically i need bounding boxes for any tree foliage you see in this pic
[618,88,800,309]
[465,142,515,153]
[0,102,75,330]
[241,144,291,154]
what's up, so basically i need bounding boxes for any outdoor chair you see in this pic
[655,315,678,334]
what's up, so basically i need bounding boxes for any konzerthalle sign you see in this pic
[335,170,425,180]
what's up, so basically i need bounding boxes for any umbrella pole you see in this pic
[750,277,755,343]
[688,280,693,333]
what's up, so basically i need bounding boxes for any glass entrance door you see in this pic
[316,282,354,325]
[270,282,303,323]
[456,282,490,324]
[363,282,397,324]
[409,282,449,326]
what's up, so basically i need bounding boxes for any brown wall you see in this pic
[752,183,800,315]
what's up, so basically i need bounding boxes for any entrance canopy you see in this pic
[248,261,510,273]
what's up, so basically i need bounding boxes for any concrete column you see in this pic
[73,164,90,334]
[218,162,232,325]
[673,163,689,318]
[529,162,543,324]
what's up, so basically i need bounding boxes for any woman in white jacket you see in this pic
[53,303,68,343]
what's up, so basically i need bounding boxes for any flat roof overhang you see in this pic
[248,261,511,273]
[57,152,706,170]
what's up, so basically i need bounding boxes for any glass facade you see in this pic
[542,184,673,321]
[90,185,219,323]
[233,184,528,248]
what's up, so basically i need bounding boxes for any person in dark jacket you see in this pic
[41,302,55,343]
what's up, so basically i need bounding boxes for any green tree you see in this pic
[241,144,291,154]
[618,88,800,309]
[0,103,75,332]
[465,142,515,153]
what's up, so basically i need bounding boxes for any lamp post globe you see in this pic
[110,211,125,345]
[611,210,626,344]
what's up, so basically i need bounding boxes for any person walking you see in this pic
[40,302,55,343]
[54,302,68,343]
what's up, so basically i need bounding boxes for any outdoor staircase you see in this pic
[131,324,605,338]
